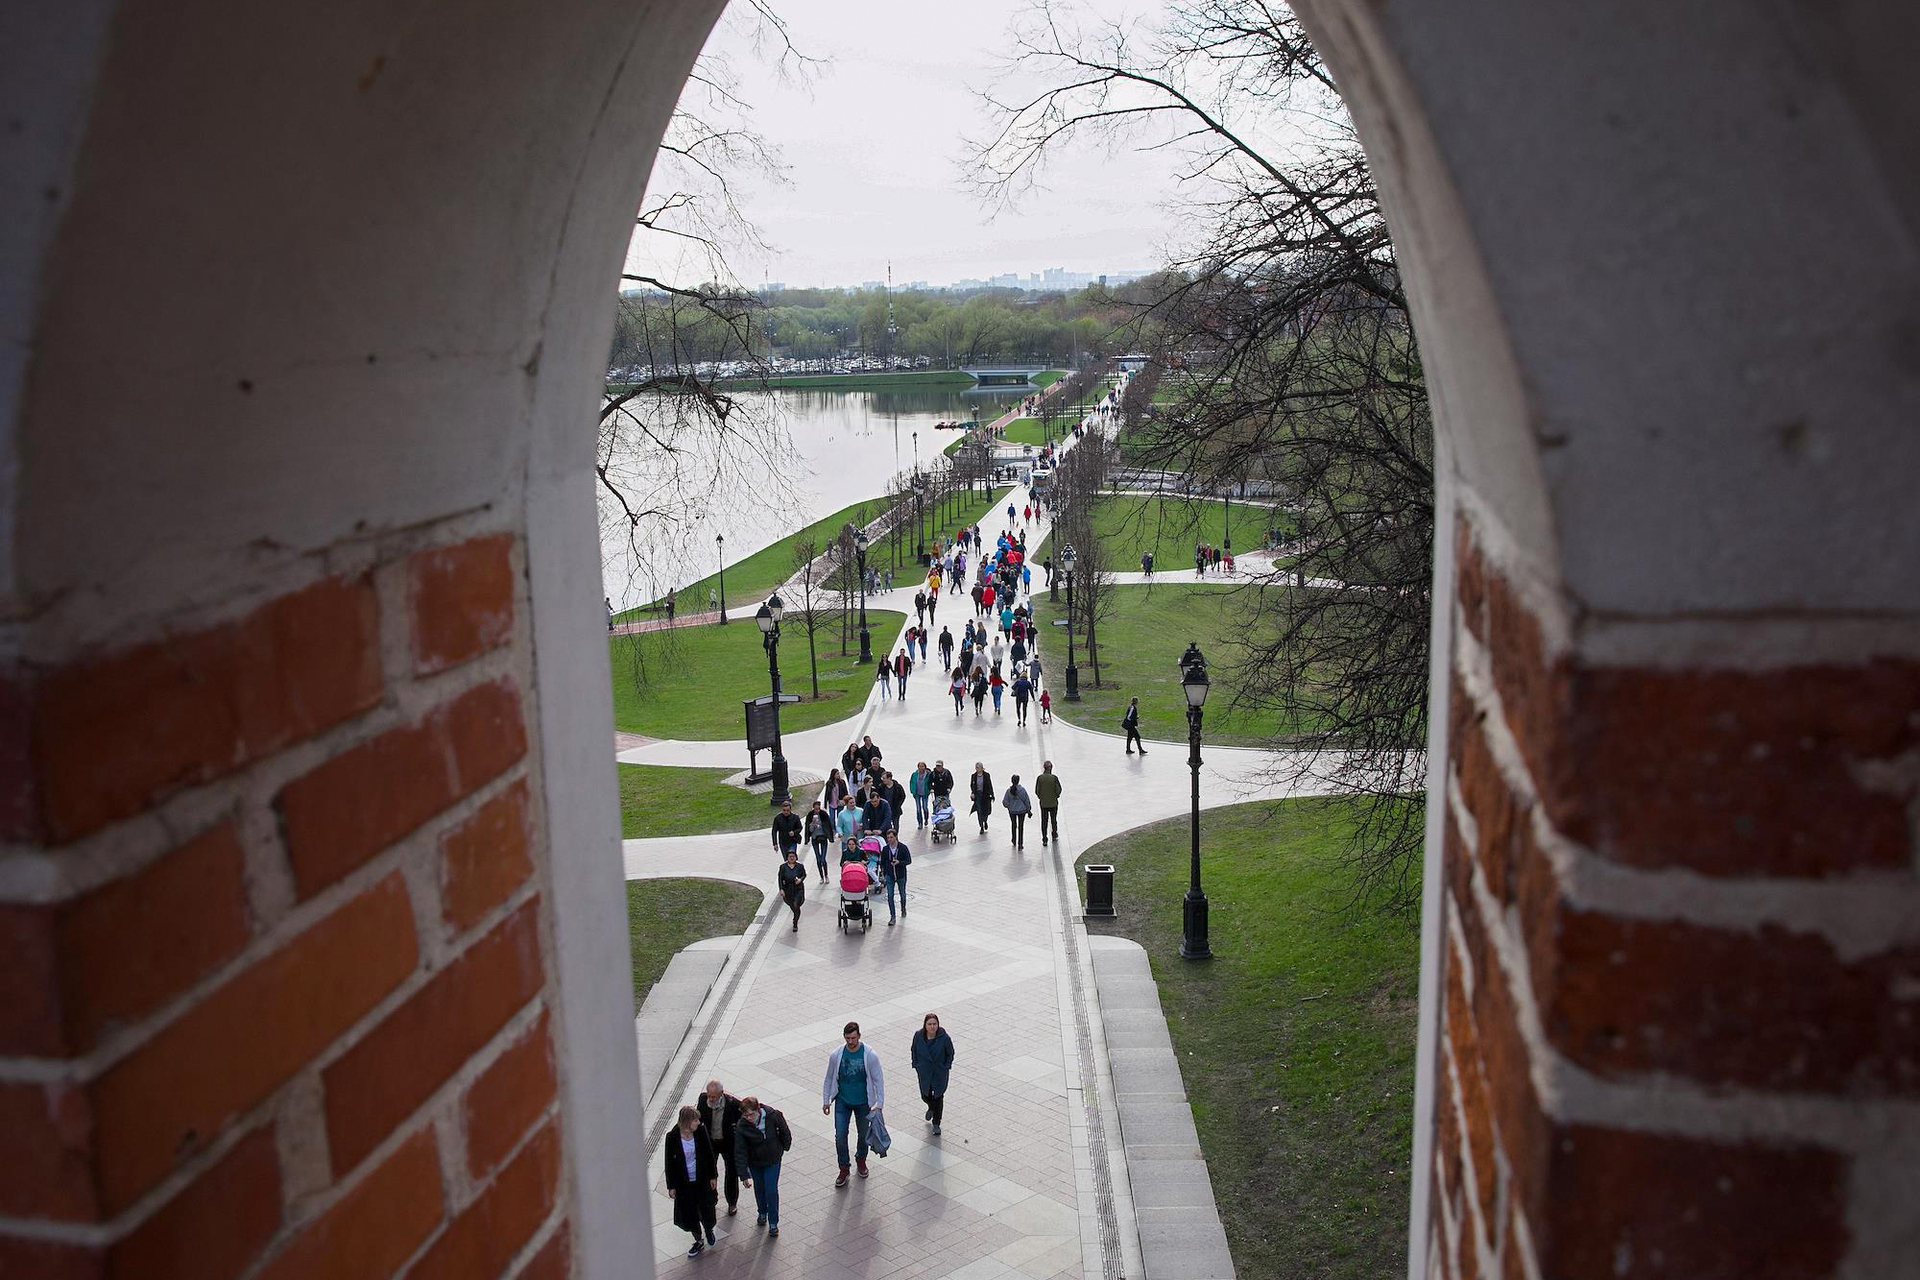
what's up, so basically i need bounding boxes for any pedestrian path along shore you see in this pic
[623,425,1325,1279]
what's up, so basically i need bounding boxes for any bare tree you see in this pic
[1052,424,1119,687]
[788,537,828,698]
[973,1,1432,911]
[598,3,823,618]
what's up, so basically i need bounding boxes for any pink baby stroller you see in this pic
[838,862,873,932]
[857,835,887,897]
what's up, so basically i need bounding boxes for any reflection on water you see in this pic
[600,385,1027,610]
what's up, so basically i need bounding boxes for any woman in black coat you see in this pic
[968,763,995,834]
[663,1105,720,1257]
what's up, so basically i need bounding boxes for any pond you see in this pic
[598,385,1028,611]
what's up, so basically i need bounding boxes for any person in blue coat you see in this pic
[910,1013,956,1135]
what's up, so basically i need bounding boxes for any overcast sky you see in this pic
[624,0,1195,290]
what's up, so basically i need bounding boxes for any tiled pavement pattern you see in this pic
[627,391,1333,1279]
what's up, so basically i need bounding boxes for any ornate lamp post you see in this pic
[854,528,872,664]
[1062,543,1080,702]
[1179,642,1212,960]
[755,593,791,806]
[716,533,727,624]
[913,474,927,563]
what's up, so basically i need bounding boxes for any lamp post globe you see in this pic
[1179,642,1212,960]
[759,594,790,806]
[854,529,872,664]
[1062,543,1080,702]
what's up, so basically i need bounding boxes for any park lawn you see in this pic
[1078,798,1418,1280]
[608,610,905,739]
[1032,369,1065,388]
[1031,584,1304,746]
[998,417,1060,447]
[624,496,890,621]
[626,877,763,1011]
[617,763,823,839]
[1035,493,1290,571]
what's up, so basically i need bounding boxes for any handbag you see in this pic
[867,1108,892,1157]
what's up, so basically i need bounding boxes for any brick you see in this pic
[442,780,533,933]
[463,1008,556,1178]
[109,1125,279,1280]
[411,535,515,675]
[0,1236,103,1280]
[1434,1048,1462,1211]
[255,1129,443,1280]
[1531,1125,1848,1279]
[277,678,526,900]
[405,1121,560,1280]
[514,1226,568,1280]
[88,874,418,1215]
[324,899,545,1176]
[0,1081,98,1220]
[1501,1207,1530,1280]
[1456,520,1920,879]
[277,717,455,900]
[1549,662,1920,878]
[1539,907,1920,1096]
[1444,949,1499,1242]
[0,822,250,1056]
[31,576,381,842]
[447,679,528,796]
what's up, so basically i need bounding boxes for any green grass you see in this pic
[1035,494,1291,570]
[1032,370,1065,388]
[1078,798,1418,1280]
[626,497,889,621]
[1032,584,1302,745]
[997,417,1061,447]
[608,611,905,739]
[617,764,823,839]
[626,878,764,1011]
[631,487,1017,620]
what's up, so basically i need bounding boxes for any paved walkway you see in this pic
[624,382,1322,1279]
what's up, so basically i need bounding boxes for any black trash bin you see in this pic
[1083,864,1116,917]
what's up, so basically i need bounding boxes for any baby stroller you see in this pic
[930,796,956,844]
[838,862,873,932]
[857,835,887,897]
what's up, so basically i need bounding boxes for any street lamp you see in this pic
[716,533,727,625]
[1179,642,1212,960]
[1062,543,1080,702]
[913,474,927,564]
[755,592,791,806]
[854,528,872,664]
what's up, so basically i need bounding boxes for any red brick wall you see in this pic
[1429,515,1916,1279]
[0,530,571,1279]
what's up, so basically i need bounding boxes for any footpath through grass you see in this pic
[609,610,905,739]
[1031,584,1297,746]
[626,878,763,1011]
[618,763,823,839]
[1035,493,1290,570]
[1078,799,1418,1280]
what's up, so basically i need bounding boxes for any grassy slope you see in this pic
[633,486,1017,619]
[1035,493,1290,569]
[1032,369,1065,388]
[617,763,824,839]
[1079,799,1418,1280]
[626,878,763,1011]
[608,610,905,739]
[1031,584,1301,746]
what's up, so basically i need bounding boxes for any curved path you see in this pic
[627,394,1328,1280]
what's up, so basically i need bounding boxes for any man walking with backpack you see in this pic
[1122,697,1148,755]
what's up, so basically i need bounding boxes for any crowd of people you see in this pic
[661,1015,959,1256]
